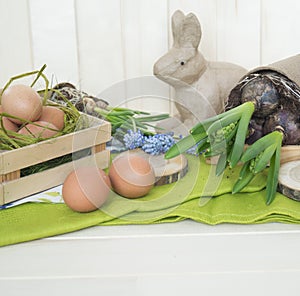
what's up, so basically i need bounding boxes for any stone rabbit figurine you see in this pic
[153,10,247,133]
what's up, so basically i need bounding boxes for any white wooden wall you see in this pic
[1,0,300,112]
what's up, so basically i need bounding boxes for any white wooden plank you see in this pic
[2,269,300,296]
[121,0,168,78]
[261,0,300,65]
[0,0,33,87]
[28,0,79,87]
[121,0,170,113]
[2,222,300,278]
[74,0,124,102]
[216,0,261,70]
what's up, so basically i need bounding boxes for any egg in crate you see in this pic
[1,84,43,124]
[0,106,19,132]
[18,121,59,138]
[39,105,65,131]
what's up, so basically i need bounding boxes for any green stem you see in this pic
[165,132,207,159]
[241,131,281,163]
[265,132,283,205]
[232,161,255,194]
[228,102,254,167]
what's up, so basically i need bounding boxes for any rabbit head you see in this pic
[153,10,207,86]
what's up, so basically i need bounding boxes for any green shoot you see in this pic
[232,161,255,194]
[165,102,255,166]
[227,102,254,167]
[233,130,283,204]
[266,141,282,205]
[93,106,169,136]
[165,132,207,159]
[164,101,283,205]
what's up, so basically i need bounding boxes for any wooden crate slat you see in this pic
[1,149,110,205]
[0,116,111,175]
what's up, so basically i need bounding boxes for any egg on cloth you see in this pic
[1,84,42,124]
[109,152,155,198]
[62,167,112,213]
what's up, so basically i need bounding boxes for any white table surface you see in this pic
[1,220,300,296]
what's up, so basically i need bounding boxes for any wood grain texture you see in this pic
[1,0,300,114]
[0,0,33,87]
[74,0,124,97]
[216,0,261,69]
[261,0,300,65]
[28,0,79,85]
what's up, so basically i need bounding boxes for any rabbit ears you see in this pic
[172,10,202,49]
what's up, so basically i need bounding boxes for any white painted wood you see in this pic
[1,221,300,295]
[261,0,300,65]
[28,0,79,88]
[0,0,33,87]
[121,0,170,113]
[74,0,124,100]
[1,0,300,110]
[216,0,261,70]
[1,271,300,296]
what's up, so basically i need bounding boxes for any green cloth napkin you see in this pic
[1,154,300,247]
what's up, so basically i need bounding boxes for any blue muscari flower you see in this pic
[142,132,175,155]
[123,130,176,155]
[123,130,145,150]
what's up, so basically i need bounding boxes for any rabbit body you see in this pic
[153,10,247,132]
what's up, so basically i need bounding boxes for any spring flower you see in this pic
[123,129,176,155]
[142,133,175,155]
[123,129,145,150]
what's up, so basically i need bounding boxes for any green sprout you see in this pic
[165,102,283,205]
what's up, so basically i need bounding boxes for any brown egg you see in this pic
[1,117,18,132]
[1,84,42,124]
[18,121,59,138]
[0,105,19,132]
[39,106,65,131]
[109,152,155,198]
[62,167,111,213]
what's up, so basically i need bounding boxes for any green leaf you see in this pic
[265,138,282,205]
[232,162,255,194]
[164,132,206,159]
[253,143,277,173]
[216,152,228,176]
[206,113,240,136]
[228,103,254,167]
[241,131,282,163]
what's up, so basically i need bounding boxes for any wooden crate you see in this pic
[0,114,111,205]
